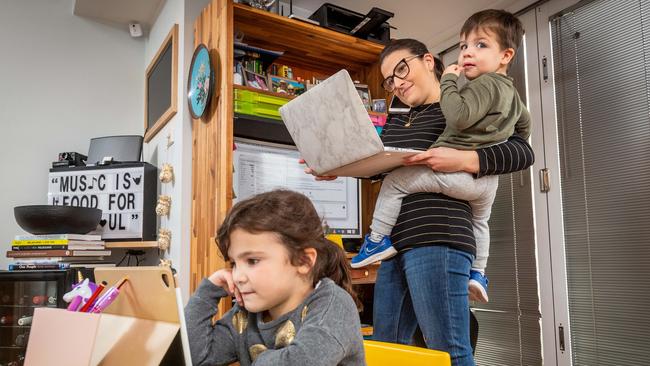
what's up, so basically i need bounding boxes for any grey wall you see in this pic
[0,0,145,269]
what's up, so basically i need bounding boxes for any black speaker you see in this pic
[87,135,143,166]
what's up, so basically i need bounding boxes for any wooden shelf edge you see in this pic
[233,3,384,55]
[104,241,158,249]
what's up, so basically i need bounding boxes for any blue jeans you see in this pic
[373,245,475,366]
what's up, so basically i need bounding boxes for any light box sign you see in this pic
[47,163,156,240]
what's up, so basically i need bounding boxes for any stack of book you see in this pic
[6,234,113,270]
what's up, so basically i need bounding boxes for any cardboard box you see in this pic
[25,267,189,366]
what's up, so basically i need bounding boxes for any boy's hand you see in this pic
[208,269,243,306]
[443,64,463,77]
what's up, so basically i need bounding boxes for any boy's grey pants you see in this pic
[370,165,498,271]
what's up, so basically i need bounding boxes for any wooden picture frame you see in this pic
[268,75,305,95]
[355,83,372,111]
[144,24,178,143]
[242,70,269,91]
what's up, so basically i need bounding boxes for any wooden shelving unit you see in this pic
[191,0,386,295]
[104,241,158,249]
[233,4,383,75]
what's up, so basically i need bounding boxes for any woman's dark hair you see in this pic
[216,189,360,309]
[379,38,444,80]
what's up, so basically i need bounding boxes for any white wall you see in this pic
[0,0,144,269]
[143,0,210,301]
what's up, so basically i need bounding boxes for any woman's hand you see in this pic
[403,147,479,174]
[299,158,338,181]
[208,269,243,306]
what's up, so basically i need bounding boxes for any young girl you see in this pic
[184,189,366,366]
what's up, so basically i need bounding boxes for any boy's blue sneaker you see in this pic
[469,270,489,303]
[350,235,397,268]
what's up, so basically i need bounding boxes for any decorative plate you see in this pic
[187,44,215,119]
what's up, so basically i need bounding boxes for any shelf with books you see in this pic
[234,41,284,73]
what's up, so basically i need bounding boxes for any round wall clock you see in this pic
[187,44,215,119]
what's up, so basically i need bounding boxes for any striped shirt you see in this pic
[380,102,534,255]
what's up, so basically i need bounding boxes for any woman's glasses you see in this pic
[381,54,424,92]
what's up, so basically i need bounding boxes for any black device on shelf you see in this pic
[0,269,76,365]
[234,113,296,146]
[308,3,393,45]
[86,135,143,167]
[53,152,87,168]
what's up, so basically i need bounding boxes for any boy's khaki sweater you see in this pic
[437,72,531,149]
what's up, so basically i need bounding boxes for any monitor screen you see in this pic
[233,138,362,238]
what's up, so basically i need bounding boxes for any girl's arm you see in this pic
[184,278,239,366]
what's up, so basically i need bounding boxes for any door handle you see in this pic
[539,168,550,192]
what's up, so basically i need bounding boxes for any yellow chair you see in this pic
[364,340,451,366]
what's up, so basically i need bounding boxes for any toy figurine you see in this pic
[160,163,174,183]
[63,278,97,311]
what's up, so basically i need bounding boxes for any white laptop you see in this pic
[279,69,419,178]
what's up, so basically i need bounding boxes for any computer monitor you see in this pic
[233,138,362,238]
[388,94,411,114]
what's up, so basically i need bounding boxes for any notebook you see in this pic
[279,69,419,178]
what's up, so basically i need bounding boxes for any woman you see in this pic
[309,39,533,366]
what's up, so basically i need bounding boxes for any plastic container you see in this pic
[233,89,289,120]
[369,113,387,127]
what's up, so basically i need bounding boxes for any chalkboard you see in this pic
[144,24,178,142]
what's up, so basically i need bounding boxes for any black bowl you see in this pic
[14,205,102,235]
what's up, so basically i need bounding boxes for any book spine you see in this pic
[7,250,69,258]
[14,234,70,240]
[12,240,68,245]
[12,245,69,251]
[13,234,102,241]
[8,263,70,270]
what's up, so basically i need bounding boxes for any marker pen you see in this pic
[67,295,83,311]
[79,281,107,312]
[88,277,128,314]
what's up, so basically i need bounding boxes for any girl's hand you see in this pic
[299,158,338,181]
[443,64,463,77]
[208,269,243,306]
[403,147,479,174]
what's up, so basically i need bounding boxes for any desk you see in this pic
[347,253,380,285]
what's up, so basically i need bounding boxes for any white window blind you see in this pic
[551,0,650,364]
